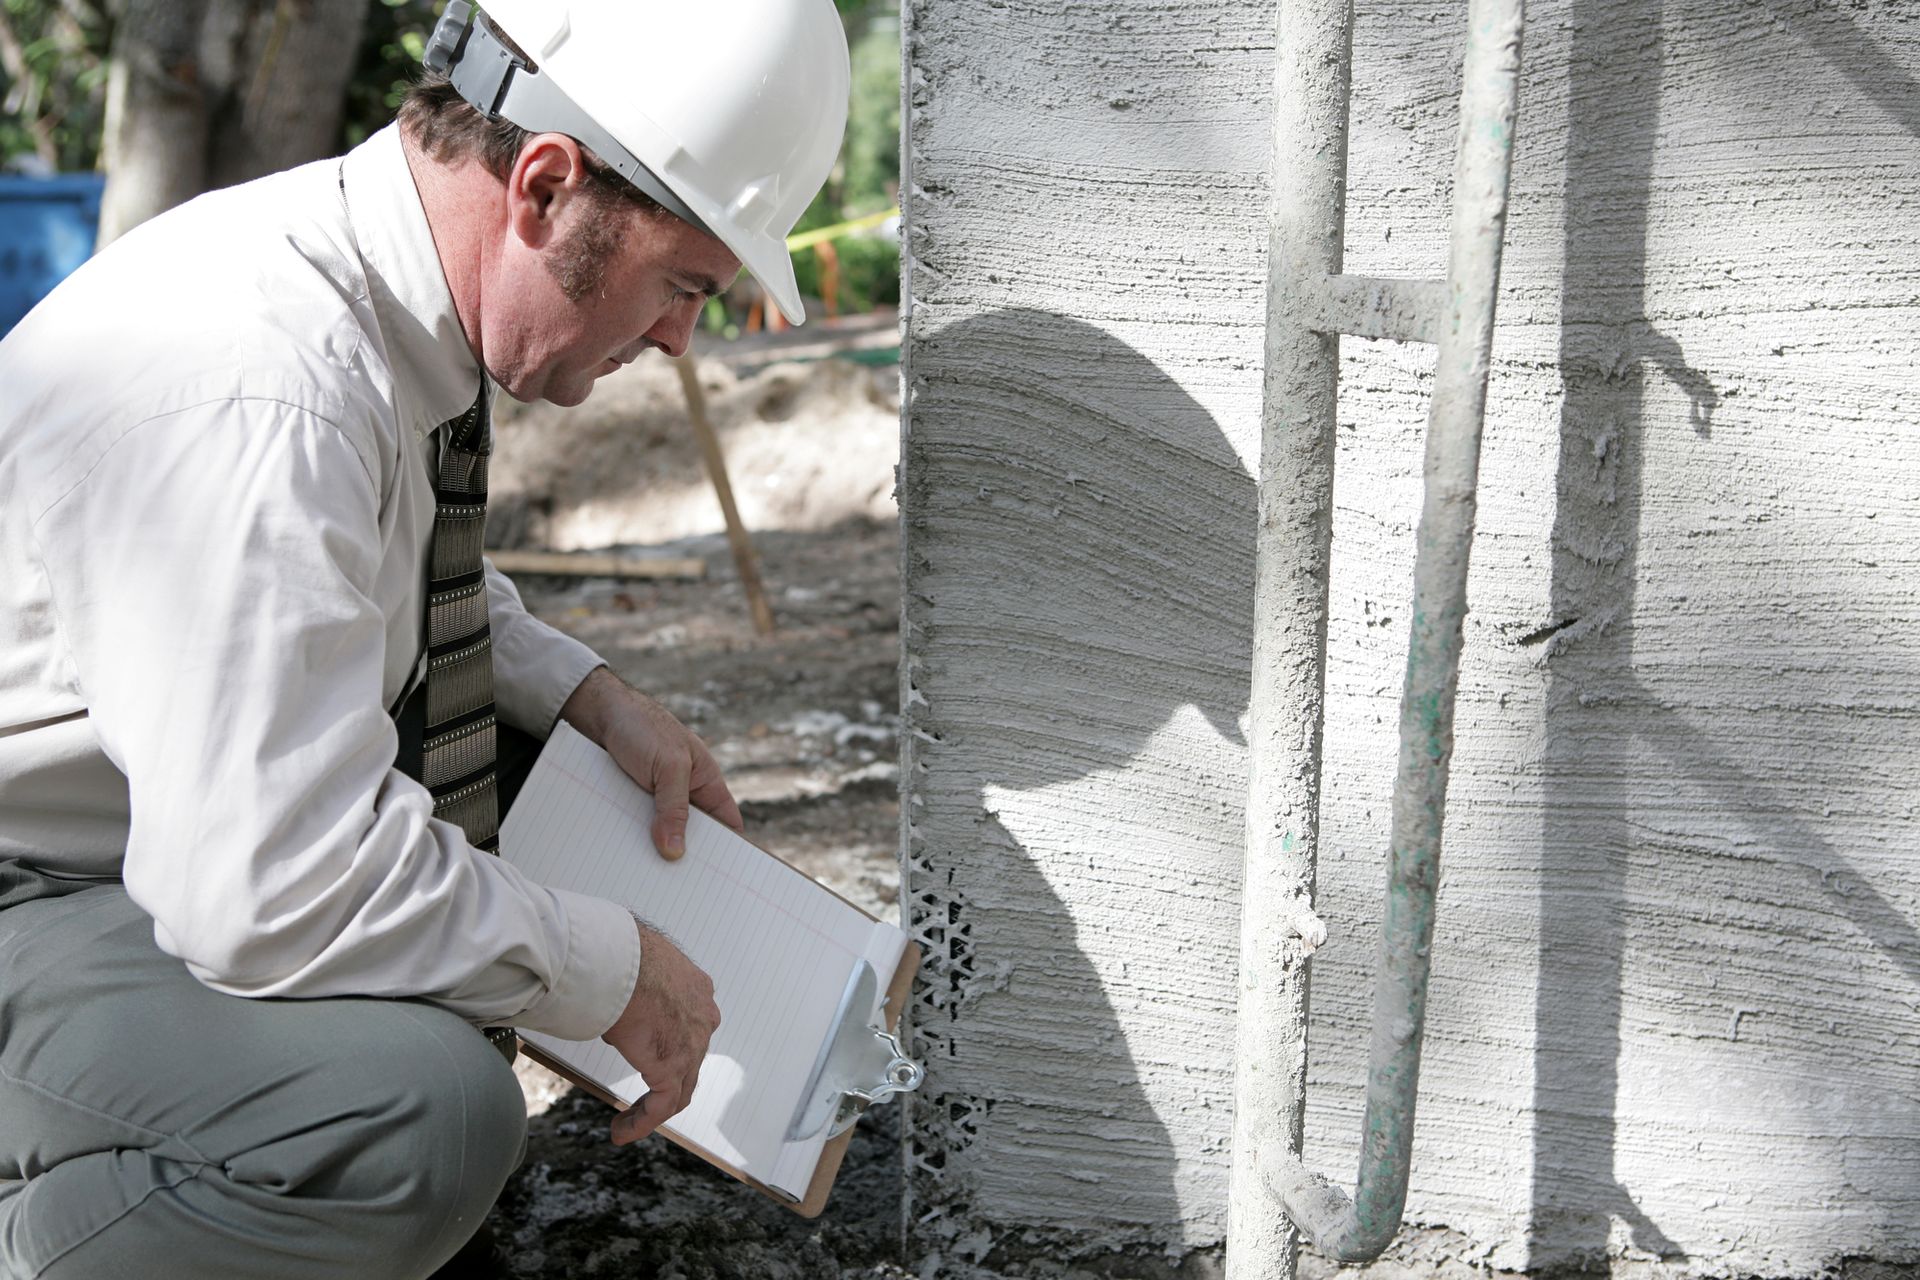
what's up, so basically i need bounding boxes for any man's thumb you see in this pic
[652,804,688,860]
[649,755,692,859]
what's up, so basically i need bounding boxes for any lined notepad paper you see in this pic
[499,723,908,1200]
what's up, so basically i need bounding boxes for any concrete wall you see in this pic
[899,0,1920,1274]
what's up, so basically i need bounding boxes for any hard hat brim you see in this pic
[670,179,806,326]
[724,224,807,327]
[671,190,806,325]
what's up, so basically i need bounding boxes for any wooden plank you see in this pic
[486,550,707,580]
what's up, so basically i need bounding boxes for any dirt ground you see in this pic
[485,318,920,1278]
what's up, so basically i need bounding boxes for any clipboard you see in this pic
[518,938,921,1217]
[498,722,926,1218]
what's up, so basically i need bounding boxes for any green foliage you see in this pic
[341,0,442,150]
[841,15,900,218]
[790,227,899,316]
[0,0,112,173]
[781,10,899,315]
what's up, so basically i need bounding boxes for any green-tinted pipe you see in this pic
[1242,0,1527,1265]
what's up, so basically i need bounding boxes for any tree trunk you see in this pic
[97,0,211,245]
[97,0,367,247]
[206,0,368,191]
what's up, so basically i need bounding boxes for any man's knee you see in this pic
[229,1002,527,1272]
[1,1007,527,1280]
[344,1004,524,1196]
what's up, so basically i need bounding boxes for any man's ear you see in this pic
[505,133,590,250]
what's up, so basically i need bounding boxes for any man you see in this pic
[0,2,849,1276]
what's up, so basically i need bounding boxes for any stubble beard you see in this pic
[547,198,622,303]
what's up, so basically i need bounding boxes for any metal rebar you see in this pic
[1238,0,1526,1266]
[1228,0,1354,1275]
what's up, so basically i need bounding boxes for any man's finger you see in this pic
[612,1088,680,1146]
[650,756,691,859]
[610,1103,648,1146]
[689,764,745,835]
[641,1082,687,1130]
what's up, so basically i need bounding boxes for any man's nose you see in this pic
[644,299,702,360]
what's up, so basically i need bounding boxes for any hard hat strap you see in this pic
[425,2,715,239]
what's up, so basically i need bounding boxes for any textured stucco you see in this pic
[900,0,1920,1274]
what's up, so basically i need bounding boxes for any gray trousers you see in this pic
[0,862,529,1280]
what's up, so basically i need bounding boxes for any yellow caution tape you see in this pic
[784,207,899,253]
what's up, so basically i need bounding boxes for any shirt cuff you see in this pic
[513,888,641,1041]
[485,561,609,734]
[495,627,604,735]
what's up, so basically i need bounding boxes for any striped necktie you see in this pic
[419,386,501,851]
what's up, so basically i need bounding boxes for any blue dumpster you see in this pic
[0,173,105,337]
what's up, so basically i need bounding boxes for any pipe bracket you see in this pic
[1308,275,1449,344]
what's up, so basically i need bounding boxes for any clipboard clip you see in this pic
[785,960,925,1143]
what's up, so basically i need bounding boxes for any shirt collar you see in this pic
[340,123,485,442]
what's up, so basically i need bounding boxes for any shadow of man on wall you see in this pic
[1533,1,1688,1262]
[901,307,1256,1275]
[1536,0,1920,1268]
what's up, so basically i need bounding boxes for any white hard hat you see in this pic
[424,0,849,325]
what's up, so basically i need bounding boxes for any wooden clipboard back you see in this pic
[518,937,922,1219]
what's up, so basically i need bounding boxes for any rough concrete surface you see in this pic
[902,0,1920,1275]
[492,382,1243,1278]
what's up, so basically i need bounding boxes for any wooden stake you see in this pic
[674,354,777,636]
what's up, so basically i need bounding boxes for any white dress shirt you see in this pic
[0,125,641,1041]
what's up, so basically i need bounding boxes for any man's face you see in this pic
[484,141,742,406]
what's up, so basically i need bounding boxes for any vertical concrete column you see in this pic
[1228,1,1354,1278]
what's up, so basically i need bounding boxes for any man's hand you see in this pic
[560,665,744,858]
[603,919,721,1145]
